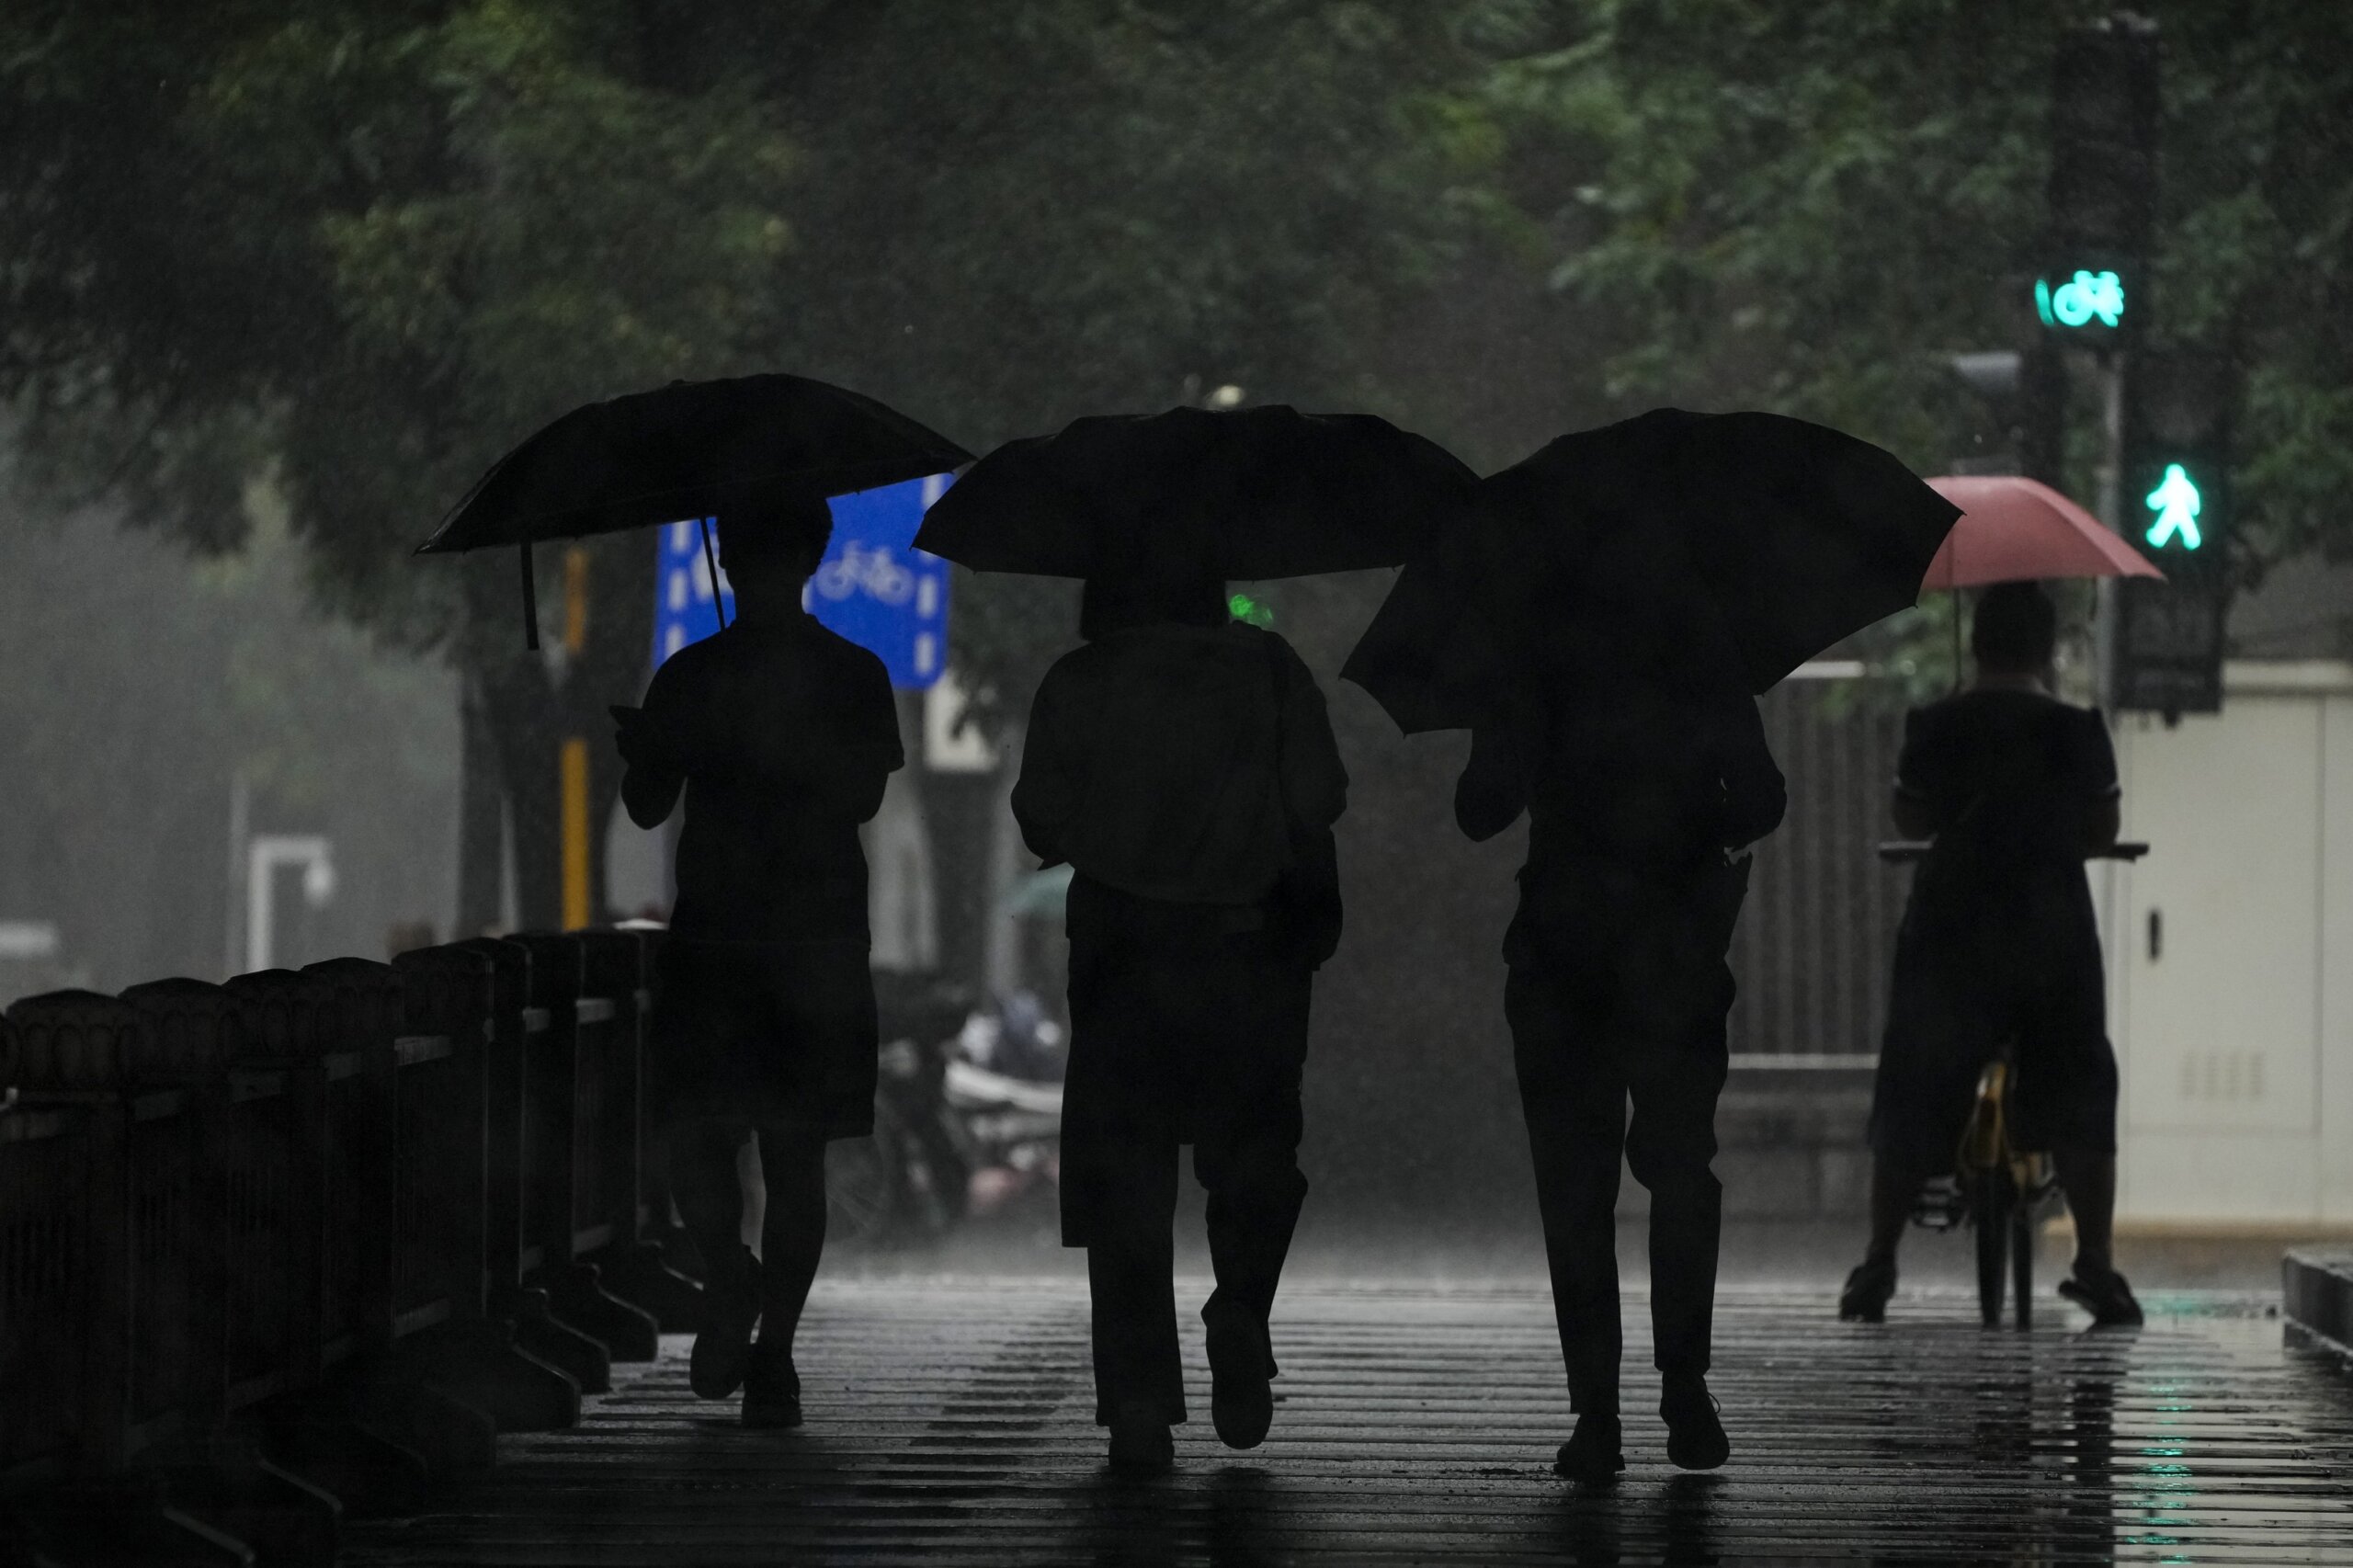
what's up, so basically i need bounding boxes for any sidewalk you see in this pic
[343,1279,2353,1564]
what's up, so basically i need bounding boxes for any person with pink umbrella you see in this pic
[1839,477,2159,1328]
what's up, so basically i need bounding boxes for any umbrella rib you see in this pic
[699,517,727,633]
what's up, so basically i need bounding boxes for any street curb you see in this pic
[2282,1249,2353,1363]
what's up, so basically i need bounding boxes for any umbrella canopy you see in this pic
[416,373,972,554]
[417,373,968,648]
[910,404,1476,581]
[1921,475,2164,589]
[1343,409,1961,733]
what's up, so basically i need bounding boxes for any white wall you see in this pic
[2103,662,2353,1224]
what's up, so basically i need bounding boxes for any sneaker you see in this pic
[1106,1399,1174,1476]
[1552,1411,1625,1483]
[1838,1258,1897,1323]
[741,1343,801,1429]
[1204,1310,1274,1451]
[688,1245,761,1400]
[2058,1264,2144,1327]
[1661,1379,1729,1471]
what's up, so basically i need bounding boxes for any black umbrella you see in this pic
[416,373,971,646]
[910,404,1476,581]
[1343,409,1961,732]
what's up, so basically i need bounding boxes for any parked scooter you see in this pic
[945,991,1064,1217]
[823,976,1065,1243]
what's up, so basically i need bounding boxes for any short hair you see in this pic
[1078,575,1229,641]
[718,494,834,579]
[1972,580,2058,672]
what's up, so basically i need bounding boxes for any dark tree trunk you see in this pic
[455,534,657,933]
[457,676,509,937]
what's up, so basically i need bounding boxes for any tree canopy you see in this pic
[6,0,2349,726]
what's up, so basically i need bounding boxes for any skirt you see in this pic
[648,936,878,1139]
[1868,909,2117,1161]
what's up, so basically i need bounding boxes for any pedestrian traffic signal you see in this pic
[2114,348,2234,715]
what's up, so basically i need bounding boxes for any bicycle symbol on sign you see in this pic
[813,544,916,606]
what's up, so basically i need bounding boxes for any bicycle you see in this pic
[1876,838,2146,1329]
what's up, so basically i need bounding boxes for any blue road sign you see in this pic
[651,472,955,688]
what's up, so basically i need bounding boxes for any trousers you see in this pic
[1503,855,1745,1407]
[1061,876,1313,1426]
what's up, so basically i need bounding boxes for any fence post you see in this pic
[1,1010,101,1484]
[381,944,578,1436]
[586,926,703,1333]
[506,932,658,1362]
[447,938,608,1395]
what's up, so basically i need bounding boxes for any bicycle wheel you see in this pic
[2011,1193,2036,1330]
[1972,1168,2010,1328]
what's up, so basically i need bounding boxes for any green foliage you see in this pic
[9,0,2348,735]
[1438,0,2353,586]
[5,0,798,655]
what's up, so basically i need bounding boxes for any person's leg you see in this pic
[737,1126,828,1426]
[1196,962,1311,1377]
[753,1125,829,1346]
[2052,1146,2115,1275]
[1864,1150,1934,1268]
[1193,969,1309,1452]
[1509,961,1631,1416]
[1623,1039,1726,1397]
[1085,1135,1184,1467]
[671,1118,753,1281]
[670,1117,763,1399]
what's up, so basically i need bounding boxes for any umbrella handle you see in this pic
[519,540,540,651]
[699,516,727,632]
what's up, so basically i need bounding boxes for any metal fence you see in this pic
[0,931,701,1565]
[1728,679,1912,1062]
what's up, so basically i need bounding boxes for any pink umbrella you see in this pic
[1921,475,2163,590]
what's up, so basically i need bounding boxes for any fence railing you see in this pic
[0,928,699,1565]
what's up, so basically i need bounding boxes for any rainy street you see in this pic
[342,1273,2353,1565]
[11,6,2353,1565]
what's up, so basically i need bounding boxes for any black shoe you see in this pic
[1838,1258,1897,1323]
[689,1245,761,1400]
[1204,1311,1274,1451]
[1553,1412,1624,1483]
[1106,1400,1174,1475]
[2058,1264,2144,1327]
[1661,1379,1729,1471]
[741,1343,801,1428]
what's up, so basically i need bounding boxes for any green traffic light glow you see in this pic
[2035,268,2125,330]
[1228,593,1274,628]
[2143,462,2203,551]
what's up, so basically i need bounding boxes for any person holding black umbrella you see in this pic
[1451,562,1784,1483]
[417,371,967,1426]
[614,496,904,1428]
[1344,409,1960,1482]
[917,404,1472,1473]
[1011,572,1346,1474]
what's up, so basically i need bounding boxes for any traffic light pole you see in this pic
[2094,351,2128,714]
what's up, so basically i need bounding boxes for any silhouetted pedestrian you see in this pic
[1013,575,1346,1474]
[1840,582,2140,1326]
[1453,582,1784,1483]
[614,495,904,1427]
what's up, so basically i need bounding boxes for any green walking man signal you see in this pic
[2143,462,2202,551]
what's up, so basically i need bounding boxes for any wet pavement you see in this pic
[345,1279,2353,1564]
